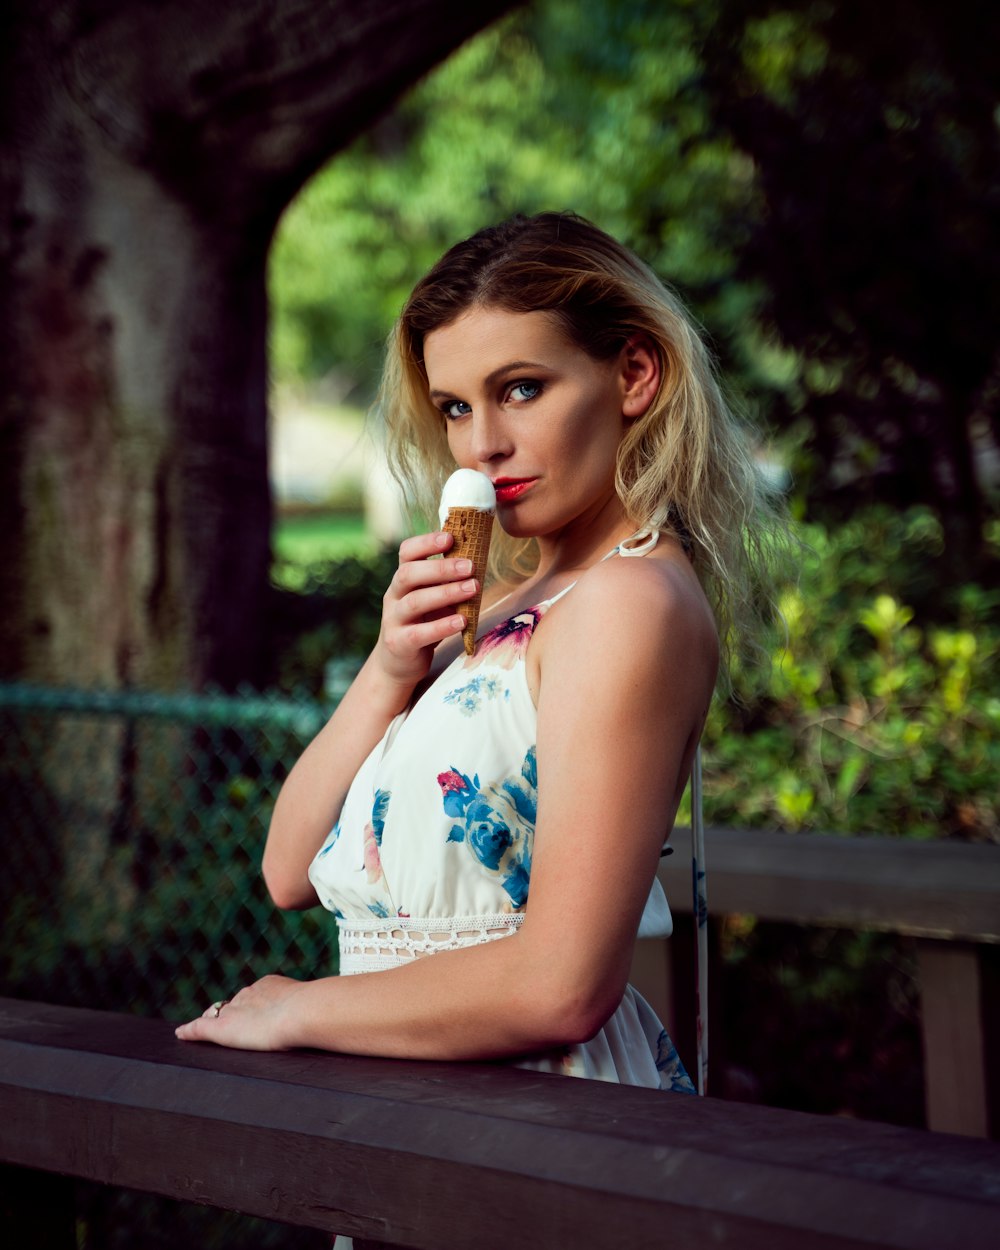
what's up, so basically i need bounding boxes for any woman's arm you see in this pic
[261,529,480,908]
[179,555,718,1056]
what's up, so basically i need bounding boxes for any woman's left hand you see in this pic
[175,974,306,1051]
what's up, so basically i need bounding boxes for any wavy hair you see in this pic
[376,212,787,675]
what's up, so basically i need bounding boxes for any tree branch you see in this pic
[57,0,518,226]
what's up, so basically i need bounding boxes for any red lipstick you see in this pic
[493,477,537,504]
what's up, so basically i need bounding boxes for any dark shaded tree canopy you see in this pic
[702,0,1000,570]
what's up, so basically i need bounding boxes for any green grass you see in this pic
[272,512,377,565]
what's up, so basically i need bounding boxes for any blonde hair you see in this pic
[377,212,787,674]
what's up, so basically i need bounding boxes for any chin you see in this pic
[495,508,535,539]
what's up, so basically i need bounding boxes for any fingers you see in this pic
[367,526,484,691]
[175,977,299,1051]
[175,1015,216,1042]
[175,991,242,1046]
[393,547,473,596]
[397,528,454,563]
[378,531,478,668]
[392,575,478,619]
[176,996,233,1042]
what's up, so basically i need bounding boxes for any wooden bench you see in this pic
[631,827,1000,1137]
[3,997,1000,1249]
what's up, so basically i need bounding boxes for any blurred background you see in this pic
[1,0,998,1244]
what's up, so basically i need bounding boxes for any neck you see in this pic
[531,497,639,582]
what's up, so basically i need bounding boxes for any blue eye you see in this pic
[508,381,541,403]
[441,400,472,420]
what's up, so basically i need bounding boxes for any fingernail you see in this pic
[435,532,449,548]
[461,579,476,594]
[457,559,472,575]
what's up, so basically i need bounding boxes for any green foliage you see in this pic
[268,0,778,403]
[268,547,398,694]
[700,0,1000,556]
[698,507,999,839]
[272,511,377,569]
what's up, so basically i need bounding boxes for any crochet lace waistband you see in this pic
[337,912,523,975]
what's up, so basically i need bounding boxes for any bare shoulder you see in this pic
[550,552,716,654]
[532,550,719,716]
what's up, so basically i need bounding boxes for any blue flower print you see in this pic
[465,798,515,869]
[317,821,342,857]
[502,859,531,909]
[371,788,390,847]
[367,900,392,919]
[655,1029,697,1095]
[436,747,537,909]
[444,674,507,716]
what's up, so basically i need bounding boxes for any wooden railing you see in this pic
[3,997,1000,1250]
[631,827,1000,1137]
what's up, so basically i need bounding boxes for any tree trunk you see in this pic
[0,0,514,690]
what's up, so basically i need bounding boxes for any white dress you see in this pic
[307,540,694,1092]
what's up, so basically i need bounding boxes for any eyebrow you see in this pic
[428,360,550,401]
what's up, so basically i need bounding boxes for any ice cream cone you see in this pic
[443,506,494,654]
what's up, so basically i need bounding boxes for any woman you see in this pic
[177,213,778,1094]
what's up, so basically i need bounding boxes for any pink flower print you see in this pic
[362,823,383,884]
[362,787,390,885]
[464,606,543,670]
[437,768,479,814]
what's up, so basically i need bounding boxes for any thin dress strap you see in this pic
[532,530,659,610]
[691,743,708,1096]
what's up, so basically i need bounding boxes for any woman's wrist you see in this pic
[351,650,419,720]
[281,976,340,1051]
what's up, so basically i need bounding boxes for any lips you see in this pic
[493,477,537,504]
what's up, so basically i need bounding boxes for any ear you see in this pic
[619,334,661,420]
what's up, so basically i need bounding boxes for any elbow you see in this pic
[529,979,624,1050]
[261,855,316,912]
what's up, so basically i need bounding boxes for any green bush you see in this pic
[268,547,398,695]
[699,506,999,840]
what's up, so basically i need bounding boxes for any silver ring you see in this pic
[211,999,229,1018]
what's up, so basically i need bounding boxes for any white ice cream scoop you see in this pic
[438,469,496,526]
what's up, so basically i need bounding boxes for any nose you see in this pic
[468,404,513,467]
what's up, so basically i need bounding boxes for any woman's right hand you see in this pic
[374,530,476,691]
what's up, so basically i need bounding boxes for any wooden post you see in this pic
[917,939,990,1137]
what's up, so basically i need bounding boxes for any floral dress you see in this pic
[307,543,694,1096]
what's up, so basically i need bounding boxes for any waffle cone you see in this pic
[443,506,494,655]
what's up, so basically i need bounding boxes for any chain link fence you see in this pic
[1,680,355,1247]
[0,682,342,1022]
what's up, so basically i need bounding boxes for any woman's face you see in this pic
[423,306,642,543]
